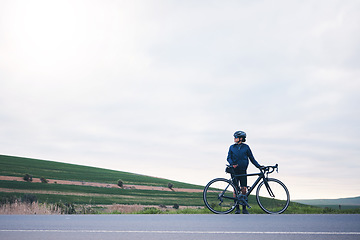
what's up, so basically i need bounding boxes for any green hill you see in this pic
[0,154,202,188]
[0,154,204,207]
[294,197,360,209]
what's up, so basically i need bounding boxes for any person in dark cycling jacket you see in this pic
[227,130,262,214]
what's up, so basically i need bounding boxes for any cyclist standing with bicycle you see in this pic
[227,131,262,214]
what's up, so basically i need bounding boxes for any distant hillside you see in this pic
[0,154,205,207]
[0,154,202,189]
[294,196,360,207]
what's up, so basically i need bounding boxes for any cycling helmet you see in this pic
[233,131,246,139]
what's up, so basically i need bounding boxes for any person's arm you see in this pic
[247,146,261,168]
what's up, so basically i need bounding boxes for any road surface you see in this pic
[1,214,360,240]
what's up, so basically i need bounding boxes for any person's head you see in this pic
[233,131,246,144]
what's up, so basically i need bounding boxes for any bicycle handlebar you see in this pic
[259,164,278,173]
[226,164,279,174]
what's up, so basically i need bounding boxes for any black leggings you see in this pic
[232,168,247,189]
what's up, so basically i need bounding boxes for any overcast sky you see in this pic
[1,0,359,200]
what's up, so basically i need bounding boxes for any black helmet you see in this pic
[233,131,246,139]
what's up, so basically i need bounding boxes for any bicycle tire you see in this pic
[203,178,238,214]
[256,178,290,214]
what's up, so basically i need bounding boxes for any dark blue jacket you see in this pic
[227,143,261,170]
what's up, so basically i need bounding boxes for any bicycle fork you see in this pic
[264,179,275,198]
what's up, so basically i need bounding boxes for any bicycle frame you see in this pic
[231,171,265,197]
[226,168,274,200]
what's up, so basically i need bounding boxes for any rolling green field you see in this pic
[0,154,204,207]
[0,155,202,188]
[1,154,359,214]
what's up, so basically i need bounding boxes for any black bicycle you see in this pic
[203,164,290,214]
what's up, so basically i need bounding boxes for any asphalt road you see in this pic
[1,214,360,240]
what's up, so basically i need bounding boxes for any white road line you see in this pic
[1,230,359,235]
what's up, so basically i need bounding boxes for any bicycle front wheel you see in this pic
[203,178,238,214]
[256,178,290,214]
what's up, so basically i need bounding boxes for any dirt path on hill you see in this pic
[0,187,138,198]
[0,176,203,193]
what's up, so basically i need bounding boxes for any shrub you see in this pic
[23,174,33,182]
[168,183,174,190]
[22,194,37,204]
[323,207,336,214]
[117,179,123,188]
[53,201,76,214]
[138,207,163,214]
[0,196,17,205]
[173,204,179,209]
[78,205,97,214]
[40,177,48,183]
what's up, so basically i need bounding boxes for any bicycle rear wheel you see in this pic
[256,178,290,214]
[203,178,238,214]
